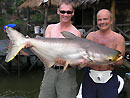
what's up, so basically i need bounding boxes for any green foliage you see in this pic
[31,12,44,23]
[0,16,6,40]
[17,0,26,6]
[7,19,24,25]
[0,16,5,25]
[7,8,14,14]
[5,0,26,14]
[0,15,25,40]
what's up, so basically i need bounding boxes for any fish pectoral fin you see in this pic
[5,44,25,62]
[82,54,92,62]
[63,61,69,73]
[81,54,94,67]
[46,62,55,68]
[54,58,69,73]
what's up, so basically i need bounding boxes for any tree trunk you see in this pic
[92,7,96,31]
[16,0,19,17]
[0,0,2,15]
[27,7,30,35]
[43,3,48,30]
[111,0,115,31]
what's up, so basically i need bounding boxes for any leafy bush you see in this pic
[8,19,24,25]
[0,16,5,25]
[31,12,44,24]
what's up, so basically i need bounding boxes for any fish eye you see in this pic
[118,55,121,58]
[108,59,112,61]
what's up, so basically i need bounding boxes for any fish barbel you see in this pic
[5,27,122,71]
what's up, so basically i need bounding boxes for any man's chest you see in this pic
[93,37,117,49]
[50,28,64,38]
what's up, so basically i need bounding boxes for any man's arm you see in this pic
[74,30,81,37]
[86,32,95,41]
[114,34,126,66]
[44,24,54,38]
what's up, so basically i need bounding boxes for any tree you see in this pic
[0,0,2,15]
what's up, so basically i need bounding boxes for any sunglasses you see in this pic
[60,10,73,14]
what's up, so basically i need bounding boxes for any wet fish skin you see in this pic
[5,27,122,69]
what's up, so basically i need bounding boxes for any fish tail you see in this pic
[5,27,27,62]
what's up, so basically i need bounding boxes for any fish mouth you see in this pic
[112,55,123,62]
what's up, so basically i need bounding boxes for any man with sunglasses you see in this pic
[38,0,81,98]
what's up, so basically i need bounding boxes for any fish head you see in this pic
[91,50,123,65]
[105,51,123,64]
[108,54,123,62]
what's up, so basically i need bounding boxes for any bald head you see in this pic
[97,9,112,20]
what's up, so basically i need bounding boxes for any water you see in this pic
[0,65,129,98]
[0,69,44,98]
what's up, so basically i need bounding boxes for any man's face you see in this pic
[97,10,112,31]
[57,3,74,23]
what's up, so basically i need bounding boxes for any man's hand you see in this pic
[24,35,32,48]
[55,58,66,65]
[78,59,94,68]
[20,50,29,56]
[25,42,32,48]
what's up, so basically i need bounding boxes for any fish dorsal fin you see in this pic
[61,31,79,38]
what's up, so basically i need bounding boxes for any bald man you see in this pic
[82,9,125,98]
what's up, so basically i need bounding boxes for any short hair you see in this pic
[58,0,75,10]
